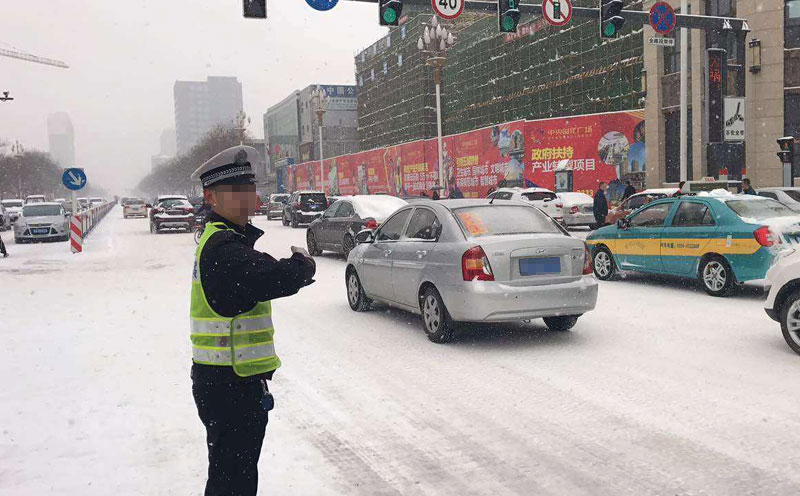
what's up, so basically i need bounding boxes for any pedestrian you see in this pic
[419,191,429,198]
[622,180,636,200]
[593,181,609,229]
[0,235,7,258]
[672,181,686,197]
[189,145,316,496]
[741,177,758,195]
[449,185,464,199]
[432,189,440,200]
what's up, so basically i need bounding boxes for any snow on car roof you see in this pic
[349,195,407,221]
[640,188,679,195]
[296,190,324,194]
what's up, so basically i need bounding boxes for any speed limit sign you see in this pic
[431,0,464,20]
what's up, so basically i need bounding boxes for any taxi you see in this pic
[587,194,800,296]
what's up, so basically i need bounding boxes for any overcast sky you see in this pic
[0,0,387,193]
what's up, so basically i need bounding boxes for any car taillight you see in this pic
[570,206,579,214]
[364,219,379,230]
[462,246,494,281]
[295,202,302,209]
[754,226,781,247]
[556,203,563,209]
[582,243,593,275]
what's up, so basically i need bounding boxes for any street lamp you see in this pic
[749,38,762,74]
[11,140,24,198]
[311,85,330,193]
[418,15,456,189]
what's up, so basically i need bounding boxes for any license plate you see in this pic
[519,257,561,276]
[31,228,49,235]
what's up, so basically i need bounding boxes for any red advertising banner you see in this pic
[282,111,645,201]
[526,111,646,198]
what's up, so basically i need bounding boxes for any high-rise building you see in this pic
[173,76,243,153]
[47,112,75,167]
[160,128,177,156]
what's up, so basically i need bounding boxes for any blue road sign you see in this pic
[62,168,87,191]
[305,0,339,11]
[649,2,676,35]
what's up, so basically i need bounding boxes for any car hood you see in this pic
[19,215,64,224]
[587,224,617,240]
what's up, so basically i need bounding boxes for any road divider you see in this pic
[70,201,116,254]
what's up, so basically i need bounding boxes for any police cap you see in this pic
[191,145,258,188]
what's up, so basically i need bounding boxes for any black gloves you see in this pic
[291,252,316,286]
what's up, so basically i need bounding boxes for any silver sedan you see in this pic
[345,199,598,343]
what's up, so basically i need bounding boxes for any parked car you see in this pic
[14,202,70,243]
[149,198,194,233]
[759,187,800,212]
[486,187,564,223]
[25,194,46,205]
[262,193,289,219]
[605,188,679,225]
[282,191,327,228]
[0,203,11,231]
[89,197,104,205]
[765,249,800,355]
[556,192,595,227]
[77,198,91,210]
[307,195,408,258]
[588,194,800,296]
[123,198,148,218]
[1,199,23,223]
[53,198,66,204]
[345,199,597,343]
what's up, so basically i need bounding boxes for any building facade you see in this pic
[264,90,301,173]
[47,112,75,167]
[644,0,800,188]
[173,76,243,154]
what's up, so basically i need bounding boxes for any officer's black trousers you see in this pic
[192,378,269,496]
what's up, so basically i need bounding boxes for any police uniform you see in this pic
[189,145,315,496]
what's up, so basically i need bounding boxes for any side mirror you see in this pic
[355,229,375,244]
[616,218,629,230]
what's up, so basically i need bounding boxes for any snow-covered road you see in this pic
[2,207,799,495]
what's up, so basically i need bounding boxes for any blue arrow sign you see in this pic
[62,168,87,191]
[305,0,338,11]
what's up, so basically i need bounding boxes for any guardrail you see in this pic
[71,201,117,253]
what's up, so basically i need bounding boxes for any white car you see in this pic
[0,203,11,231]
[89,197,104,205]
[14,202,70,243]
[123,198,148,218]
[25,194,46,205]
[487,187,564,223]
[765,249,800,356]
[556,192,595,227]
[1,199,23,223]
[759,187,800,212]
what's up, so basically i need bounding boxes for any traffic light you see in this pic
[498,0,521,33]
[243,0,266,19]
[379,0,403,26]
[600,0,624,38]
[778,137,795,164]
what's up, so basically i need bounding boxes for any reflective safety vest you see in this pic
[190,222,281,377]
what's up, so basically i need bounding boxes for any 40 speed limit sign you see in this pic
[432,0,464,20]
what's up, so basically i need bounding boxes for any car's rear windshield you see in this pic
[2,200,23,208]
[126,199,144,205]
[160,199,190,208]
[272,195,289,202]
[23,205,61,217]
[726,199,797,221]
[301,193,326,204]
[453,205,561,237]
[521,191,557,201]
[784,190,800,203]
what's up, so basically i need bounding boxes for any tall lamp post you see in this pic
[311,86,330,193]
[418,15,456,189]
[235,110,251,145]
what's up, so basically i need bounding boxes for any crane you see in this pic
[0,45,68,68]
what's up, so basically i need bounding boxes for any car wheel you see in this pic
[307,230,322,256]
[592,246,616,281]
[150,222,158,234]
[342,234,355,259]
[291,214,299,229]
[544,315,579,332]
[346,268,371,312]
[282,214,289,226]
[420,287,454,343]
[699,256,734,297]
[14,237,22,244]
[780,290,800,356]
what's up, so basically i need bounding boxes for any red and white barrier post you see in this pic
[70,214,83,253]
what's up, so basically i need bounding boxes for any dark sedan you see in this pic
[306,195,408,258]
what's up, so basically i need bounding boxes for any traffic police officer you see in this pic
[189,145,316,496]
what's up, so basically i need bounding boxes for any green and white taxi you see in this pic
[587,193,800,296]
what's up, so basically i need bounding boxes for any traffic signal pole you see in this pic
[346,0,749,32]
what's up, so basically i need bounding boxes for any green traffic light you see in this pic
[503,15,516,31]
[603,23,616,37]
[383,8,397,23]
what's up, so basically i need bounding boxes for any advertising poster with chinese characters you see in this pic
[333,155,356,196]
[526,111,646,200]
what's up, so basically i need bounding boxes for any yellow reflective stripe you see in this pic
[192,332,273,348]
